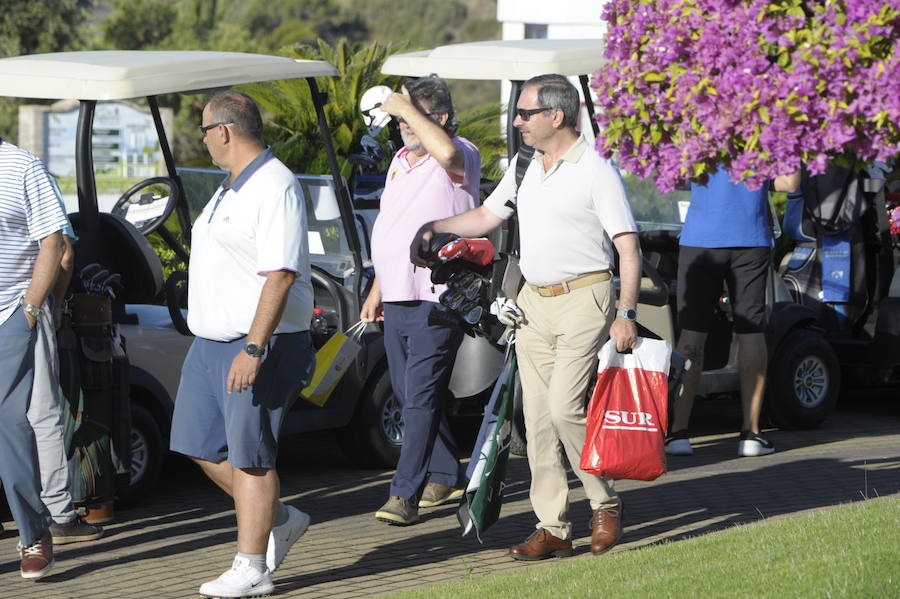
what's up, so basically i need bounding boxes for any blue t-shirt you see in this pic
[679,170,773,248]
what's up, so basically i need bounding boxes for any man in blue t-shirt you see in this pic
[666,169,798,457]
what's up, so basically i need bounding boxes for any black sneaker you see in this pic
[664,429,693,456]
[50,516,103,545]
[737,430,775,457]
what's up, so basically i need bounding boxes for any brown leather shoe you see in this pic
[508,529,573,561]
[591,505,623,554]
[19,531,54,580]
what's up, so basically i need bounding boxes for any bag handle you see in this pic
[345,320,368,343]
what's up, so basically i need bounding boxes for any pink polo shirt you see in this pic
[371,136,480,302]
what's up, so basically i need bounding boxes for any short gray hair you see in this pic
[205,90,264,144]
[523,74,580,129]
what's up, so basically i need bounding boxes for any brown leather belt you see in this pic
[528,270,611,297]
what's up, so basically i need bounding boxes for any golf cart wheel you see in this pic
[342,368,402,468]
[766,329,840,429]
[117,402,163,507]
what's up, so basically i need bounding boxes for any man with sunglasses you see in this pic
[169,90,315,598]
[411,74,641,560]
[360,75,481,526]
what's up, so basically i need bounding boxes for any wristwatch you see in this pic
[244,342,266,358]
[21,301,41,318]
[616,308,637,321]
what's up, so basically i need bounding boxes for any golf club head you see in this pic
[88,269,110,293]
[79,263,102,282]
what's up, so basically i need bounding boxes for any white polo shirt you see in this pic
[0,140,70,326]
[187,149,313,342]
[484,134,637,286]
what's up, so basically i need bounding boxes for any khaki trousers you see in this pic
[515,280,618,540]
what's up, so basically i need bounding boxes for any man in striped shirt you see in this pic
[0,138,69,580]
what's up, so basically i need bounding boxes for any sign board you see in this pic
[43,101,165,178]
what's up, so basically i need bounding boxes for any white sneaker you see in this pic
[266,505,310,572]
[198,556,274,598]
[664,430,693,456]
[737,430,775,457]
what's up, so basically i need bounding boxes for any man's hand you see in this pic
[360,290,384,322]
[227,351,262,394]
[610,317,638,352]
[380,89,414,119]
[410,221,437,267]
[23,311,36,330]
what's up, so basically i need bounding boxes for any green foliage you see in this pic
[455,103,504,180]
[0,0,91,57]
[148,214,187,280]
[102,0,177,50]
[0,0,91,142]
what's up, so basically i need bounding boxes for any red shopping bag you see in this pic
[580,337,671,481]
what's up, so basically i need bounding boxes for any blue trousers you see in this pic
[0,307,51,545]
[383,301,464,501]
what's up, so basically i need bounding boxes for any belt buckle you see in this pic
[548,282,568,296]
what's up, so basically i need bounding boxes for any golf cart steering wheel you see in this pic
[111,177,180,236]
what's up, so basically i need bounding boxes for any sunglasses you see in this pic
[394,111,443,125]
[198,121,234,134]
[515,107,550,121]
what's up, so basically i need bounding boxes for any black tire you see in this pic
[509,370,527,457]
[117,402,164,507]
[766,329,840,429]
[341,368,403,468]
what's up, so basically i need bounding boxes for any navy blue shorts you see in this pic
[170,331,314,469]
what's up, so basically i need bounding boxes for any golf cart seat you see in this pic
[68,212,164,305]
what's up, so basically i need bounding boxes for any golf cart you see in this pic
[778,166,900,394]
[379,38,841,442]
[0,50,399,506]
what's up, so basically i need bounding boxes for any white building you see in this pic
[497,0,609,41]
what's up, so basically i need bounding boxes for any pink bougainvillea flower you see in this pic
[595,0,900,192]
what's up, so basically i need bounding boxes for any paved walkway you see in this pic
[2,391,899,598]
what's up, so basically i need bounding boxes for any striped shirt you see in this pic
[0,140,69,325]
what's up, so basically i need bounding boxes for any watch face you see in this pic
[245,343,261,356]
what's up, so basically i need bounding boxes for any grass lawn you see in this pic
[389,496,899,599]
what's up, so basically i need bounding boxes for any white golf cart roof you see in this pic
[381,38,604,80]
[0,51,338,100]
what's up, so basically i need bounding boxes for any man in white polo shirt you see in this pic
[361,75,481,526]
[411,74,641,561]
[0,137,68,580]
[169,91,315,598]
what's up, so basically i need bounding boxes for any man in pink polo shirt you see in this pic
[361,75,481,526]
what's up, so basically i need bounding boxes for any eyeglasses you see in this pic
[198,121,234,134]
[515,107,550,121]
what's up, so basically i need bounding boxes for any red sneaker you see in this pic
[18,531,54,580]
